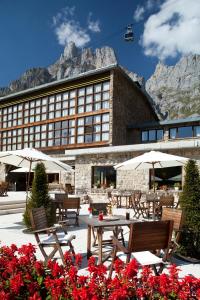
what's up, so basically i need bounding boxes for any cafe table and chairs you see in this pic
[79,214,136,265]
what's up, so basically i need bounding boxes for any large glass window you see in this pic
[77,113,110,144]
[92,166,116,188]
[142,129,164,142]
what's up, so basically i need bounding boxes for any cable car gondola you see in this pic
[124,24,134,42]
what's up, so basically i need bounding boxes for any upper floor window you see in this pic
[169,126,194,139]
[142,129,164,142]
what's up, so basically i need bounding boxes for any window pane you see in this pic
[94,125,101,132]
[94,115,101,123]
[86,86,93,94]
[94,84,101,93]
[142,131,148,142]
[85,134,93,143]
[69,108,75,115]
[70,90,76,98]
[86,95,92,103]
[78,106,84,113]
[102,132,109,141]
[102,123,109,131]
[86,104,92,112]
[157,129,163,140]
[78,118,84,126]
[63,92,69,100]
[69,120,75,127]
[78,88,85,96]
[77,136,84,143]
[149,130,156,141]
[78,127,84,134]
[170,128,177,139]
[102,113,109,122]
[93,133,101,142]
[94,93,101,102]
[78,97,84,105]
[194,126,200,137]
[102,101,109,109]
[103,81,110,91]
[85,116,93,125]
[103,91,109,100]
[69,137,75,144]
[94,103,101,111]
[178,126,193,138]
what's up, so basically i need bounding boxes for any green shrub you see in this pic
[23,163,54,228]
[179,160,200,259]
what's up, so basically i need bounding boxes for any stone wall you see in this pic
[111,69,158,146]
[74,146,200,193]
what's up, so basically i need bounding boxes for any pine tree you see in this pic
[23,163,54,228]
[179,160,200,259]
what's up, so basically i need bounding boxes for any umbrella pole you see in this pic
[152,163,156,193]
[26,161,32,208]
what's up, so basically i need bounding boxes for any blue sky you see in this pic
[0,0,200,87]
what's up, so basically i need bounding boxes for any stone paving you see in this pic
[0,192,199,278]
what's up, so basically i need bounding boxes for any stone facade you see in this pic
[111,68,157,146]
[71,144,200,194]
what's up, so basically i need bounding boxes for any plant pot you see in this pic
[174,253,200,264]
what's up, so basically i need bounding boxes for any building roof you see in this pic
[0,64,118,102]
[63,139,200,159]
[128,116,200,129]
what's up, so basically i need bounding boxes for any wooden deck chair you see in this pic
[109,220,173,278]
[161,207,184,260]
[131,191,149,219]
[30,206,76,265]
[60,197,81,226]
[155,195,174,219]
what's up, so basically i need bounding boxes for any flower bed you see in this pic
[0,244,200,299]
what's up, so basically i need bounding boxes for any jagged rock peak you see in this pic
[146,54,200,120]
[63,41,79,59]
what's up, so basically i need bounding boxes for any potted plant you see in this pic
[179,160,200,261]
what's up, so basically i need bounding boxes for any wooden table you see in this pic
[79,215,135,264]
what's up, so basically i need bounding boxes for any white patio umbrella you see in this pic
[115,150,189,192]
[0,148,73,205]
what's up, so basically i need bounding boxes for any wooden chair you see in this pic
[55,193,81,226]
[155,195,174,219]
[131,191,149,219]
[29,206,76,265]
[161,207,184,260]
[109,220,173,277]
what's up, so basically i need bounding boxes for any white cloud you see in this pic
[53,7,100,48]
[134,5,145,22]
[55,21,90,47]
[88,12,101,32]
[141,0,200,59]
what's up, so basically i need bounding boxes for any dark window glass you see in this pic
[149,130,156,141]
[85,134,93,143]
[157,129,164,140]
[85,116,93,125]
[142,131,148,141]
[169,128,177,139]
[194,126,200,137]
[178,126,193,138]
[92,166,116,188]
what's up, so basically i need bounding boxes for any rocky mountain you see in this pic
[146,55,200,119]
[0,42,145,98]
[0,42,200,121]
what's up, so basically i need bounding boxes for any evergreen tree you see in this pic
[23,163,54,228]
[179,159,200,259]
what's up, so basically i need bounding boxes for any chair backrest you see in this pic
[161,207,184,231]
[55,193,68,201]
[90,202,108,215]
[62,197,80,210]
[159,195,174,207]
[29,206,48,230]
[128,220,173,253]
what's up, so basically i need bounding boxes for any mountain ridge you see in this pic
[0,43,199,120]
